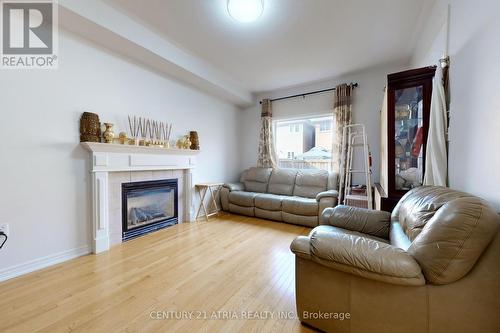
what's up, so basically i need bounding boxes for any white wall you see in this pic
[0,30,241,274]
[411,0,500,210]
[239,63,406,183]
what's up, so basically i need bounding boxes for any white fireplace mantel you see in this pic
[82,142,199,254]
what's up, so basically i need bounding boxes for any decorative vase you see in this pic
[79,112,101,142]
[103,123,115,143]
[189,131,199,150]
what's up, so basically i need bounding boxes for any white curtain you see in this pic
[423,65,448,186]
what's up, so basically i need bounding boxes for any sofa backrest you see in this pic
[267,168,297,196]
[240,167,338,197]
[393,186,500,284]
[293,169,329,198]
[241,167,272,193]
[392,186,473,241]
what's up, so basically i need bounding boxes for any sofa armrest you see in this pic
[316,190,339,202]
[223,182,244,192]
[320,205,390,240]
[309,226,425,286]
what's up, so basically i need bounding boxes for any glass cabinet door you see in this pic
[394,85,424,190]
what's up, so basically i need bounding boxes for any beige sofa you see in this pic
[291,186,500,333]
[220,167,338,227]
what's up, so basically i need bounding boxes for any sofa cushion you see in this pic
[255,208,282,221]
[241,167,272,193]
[282,212,318,228]
[229,204,254,217]
[293,169,328,198]
[282,196,318,216]
[254,193,285,211]
[229,191,258,207]
[267,169,297,196]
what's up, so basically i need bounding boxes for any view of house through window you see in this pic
[275,115,334,172]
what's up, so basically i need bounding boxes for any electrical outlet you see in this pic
[0,223,9,237]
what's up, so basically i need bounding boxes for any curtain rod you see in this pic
[259,82,358,104]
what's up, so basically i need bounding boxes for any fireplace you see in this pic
[122,179,178,241]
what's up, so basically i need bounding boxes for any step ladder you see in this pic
[339,124,373,209]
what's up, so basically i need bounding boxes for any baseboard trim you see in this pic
[0,245,91,282]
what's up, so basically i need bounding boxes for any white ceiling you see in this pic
[104,0,434,93]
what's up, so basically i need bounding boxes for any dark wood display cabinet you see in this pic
[375,66,436,212]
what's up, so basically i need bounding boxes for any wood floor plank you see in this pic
[0,213,316,333]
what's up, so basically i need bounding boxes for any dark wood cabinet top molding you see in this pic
[388,66,437,84]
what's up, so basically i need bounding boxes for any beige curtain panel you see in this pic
[257,99,278,168]
[332,84,353,202]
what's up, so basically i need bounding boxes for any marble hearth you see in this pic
[82,142,199,253]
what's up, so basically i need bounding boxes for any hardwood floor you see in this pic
[0,213,317,333]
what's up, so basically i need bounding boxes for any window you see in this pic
[319,120,332,132]
[275,115,334,172]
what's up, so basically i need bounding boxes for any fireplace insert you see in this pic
[122,179,178,241]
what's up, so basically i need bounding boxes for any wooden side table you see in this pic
[195,183,224,221]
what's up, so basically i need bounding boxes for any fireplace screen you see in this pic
[122,179,178,241]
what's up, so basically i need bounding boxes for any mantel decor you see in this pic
[103,123,115,143]
[80,112,101,142]
[190,131,200,150]
[127,115,173,148]
[81,142,199,155]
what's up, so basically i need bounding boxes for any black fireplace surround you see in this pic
[122,179,178,241]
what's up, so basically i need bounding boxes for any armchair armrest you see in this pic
[290,236,311,259]
[316,190,339,202]
[223,182,244,192]
[308,226,425,286]
[321,205,390,240]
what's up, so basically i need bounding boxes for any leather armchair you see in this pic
[291,186,500,333]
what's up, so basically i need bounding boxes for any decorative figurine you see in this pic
[176,135,191,149]
[119,132,128,145]
[183,136,191,149]
[176,138,184,149]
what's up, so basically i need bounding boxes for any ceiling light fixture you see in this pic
[227,0,264,23]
